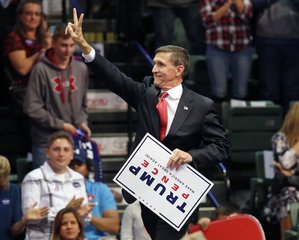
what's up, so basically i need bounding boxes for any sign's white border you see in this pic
[113,133,214,231]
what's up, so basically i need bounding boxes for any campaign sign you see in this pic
[113,133,214,231]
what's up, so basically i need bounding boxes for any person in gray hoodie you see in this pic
[24,22,91,168]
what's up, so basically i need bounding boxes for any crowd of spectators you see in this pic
[0,0,298,239]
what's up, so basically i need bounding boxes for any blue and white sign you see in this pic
[113,133,214,231]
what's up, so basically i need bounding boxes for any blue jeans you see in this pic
[32,145,47,169]
[256,41,299,111]
[206,45,254,99]
[151,2,206,54]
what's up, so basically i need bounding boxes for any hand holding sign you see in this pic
[168,148,193,170]
[113,133,213,231]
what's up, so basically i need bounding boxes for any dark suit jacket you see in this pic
[87,54,230,239]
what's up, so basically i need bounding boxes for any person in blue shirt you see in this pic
[69,150,120,240]
[0,155,49,240]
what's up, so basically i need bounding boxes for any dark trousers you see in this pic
[256,41,299,113]
[141,204,194,240]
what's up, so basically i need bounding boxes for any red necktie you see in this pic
[156,92,169,141]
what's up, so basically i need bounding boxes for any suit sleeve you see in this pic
[189,101,230,170]
[87,54,146,109]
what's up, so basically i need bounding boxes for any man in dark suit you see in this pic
[66,9,230,240]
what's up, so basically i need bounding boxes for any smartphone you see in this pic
[48,25,56,35]
[77,128,86,137]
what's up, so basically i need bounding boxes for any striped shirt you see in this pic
[21,161,88,240]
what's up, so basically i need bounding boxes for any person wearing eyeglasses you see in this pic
[4,0,51,106]
[3,0,52,156]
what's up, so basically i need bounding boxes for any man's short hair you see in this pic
[52,22,71,41]
[155,45,190,77]
[46,131,74,149]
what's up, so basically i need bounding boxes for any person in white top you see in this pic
[121,201,151,240]
[21,131,94,240]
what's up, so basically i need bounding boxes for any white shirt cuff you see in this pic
[82,48,95,63]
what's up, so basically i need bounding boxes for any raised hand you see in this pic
[66,196,85,211]
[23,202,50,222]
[63,122,77,135]
[65,8,92,54]
[79,122,92,138]
[66,8,84,44]
[42,31,52,51]
[77,202,96,218]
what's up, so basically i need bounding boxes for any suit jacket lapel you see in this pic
[167,88,193,136]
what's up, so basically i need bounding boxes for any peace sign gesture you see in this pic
[65,8,92,54]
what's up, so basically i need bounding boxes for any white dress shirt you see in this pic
[162,84,183,135]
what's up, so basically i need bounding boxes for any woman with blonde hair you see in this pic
[263,102,299,240]
[52,208,84,240]
[0,155,49,239]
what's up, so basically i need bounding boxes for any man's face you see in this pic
[152,52,183,90]
[47,138,74,173]
[52,37,75,62]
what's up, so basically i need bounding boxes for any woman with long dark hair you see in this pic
[4,0,51,104]
[3,0,51,154]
